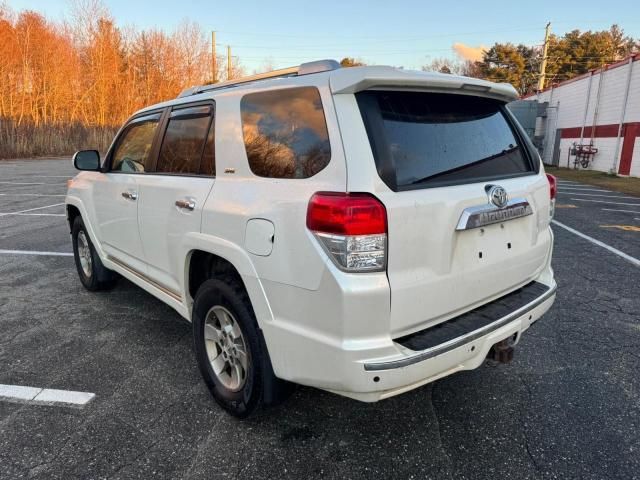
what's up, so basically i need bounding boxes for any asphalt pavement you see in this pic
[0,159,638,480]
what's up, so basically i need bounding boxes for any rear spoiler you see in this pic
[329,66,518,103]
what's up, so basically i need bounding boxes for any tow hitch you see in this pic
[486,335,517,364]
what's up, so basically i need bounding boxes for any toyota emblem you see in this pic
[487,185,508,208]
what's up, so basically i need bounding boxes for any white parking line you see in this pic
[0,249,73,256]
[570,198,640,206]
[552,220,640,267]
[0,181,64,186]
[10,175,72,178]
[602,208,640,214]
[557,183,601,186]
[558,193,635,199]
[0,384,95,408]
[0,193,65,197]
[0,202,65,217]
[6,213,66,217]
[559,187,612,192]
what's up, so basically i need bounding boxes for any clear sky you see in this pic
[8,0,640,72]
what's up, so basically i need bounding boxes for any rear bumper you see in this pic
[365,281,555,371]
[329,279,556,402]
[261,265,556,402]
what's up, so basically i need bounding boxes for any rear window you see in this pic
[240,87,331,179]
[356,91,535,190]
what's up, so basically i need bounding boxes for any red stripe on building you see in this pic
[560,123,621,139]
[619,123,640,175]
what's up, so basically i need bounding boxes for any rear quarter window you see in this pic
[240,87,331,179]
[356,91,536,191]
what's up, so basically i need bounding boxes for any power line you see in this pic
[216,44,456,53]
[213,25,545,41]
[213,21,640,42]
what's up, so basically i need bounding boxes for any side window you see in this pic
[240,87,331,179]
[156,105,213,175]
[200,120,216,176]
[111,114,160,173]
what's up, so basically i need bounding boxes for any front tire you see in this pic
[192,278,291,418]
[72,216,117,291]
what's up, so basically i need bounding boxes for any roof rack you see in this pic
[177,59,341,98]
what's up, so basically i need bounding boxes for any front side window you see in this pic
[157,105,214,175]
[356,91,534,190]
[111,115,160,173]
[240,87,331,179]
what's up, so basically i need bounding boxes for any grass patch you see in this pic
[0,118,117,160]
[545,166,640,198]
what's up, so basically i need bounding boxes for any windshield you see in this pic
[356,91,535,190]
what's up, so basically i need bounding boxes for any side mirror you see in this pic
[73,150,101,171]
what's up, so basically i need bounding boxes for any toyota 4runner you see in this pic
[66,60,557,417]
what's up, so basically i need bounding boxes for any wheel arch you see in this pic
[182,236,274,328]
[187,250,244,300]
[66,204,81,232]
[64,197,105,258]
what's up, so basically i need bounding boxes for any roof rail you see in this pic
[177,59,340,98]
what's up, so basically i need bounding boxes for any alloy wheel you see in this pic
[77,230,92,278]
[203,305,250,392]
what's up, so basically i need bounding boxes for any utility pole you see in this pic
[227,45,232,80]
[211,31,217,83]
[537,22,551,91]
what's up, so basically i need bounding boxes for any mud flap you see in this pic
[258,329,295,406]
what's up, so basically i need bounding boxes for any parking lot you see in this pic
[0,158,639,479]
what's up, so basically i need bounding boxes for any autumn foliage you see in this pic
[0,2,214,158]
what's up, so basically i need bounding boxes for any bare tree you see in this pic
[255,57,276,74]
[173,19,209,86]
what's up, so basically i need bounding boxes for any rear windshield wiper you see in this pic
[410,146,520,185]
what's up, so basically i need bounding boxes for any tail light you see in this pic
[306,192,387,272]
[546,174,557,199]
[546,174,557,219]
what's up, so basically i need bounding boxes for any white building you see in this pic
[523,54,640,177]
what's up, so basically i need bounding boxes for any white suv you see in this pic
[66,60,557,417]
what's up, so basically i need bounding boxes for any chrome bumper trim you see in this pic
[364,283,557,371]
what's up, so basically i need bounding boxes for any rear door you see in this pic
[136,103,216,296]
[352,90,552,337]
[92,112,162,274]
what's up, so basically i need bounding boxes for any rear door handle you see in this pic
[175,198,196,211]
[121,191,138,201]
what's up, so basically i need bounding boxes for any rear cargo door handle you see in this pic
[121,191,138,201]
[175,198,196,211]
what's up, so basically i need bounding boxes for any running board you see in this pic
[107,256,182,302]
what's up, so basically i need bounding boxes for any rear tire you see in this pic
[72,216,117,291]
[192,278,292,418]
